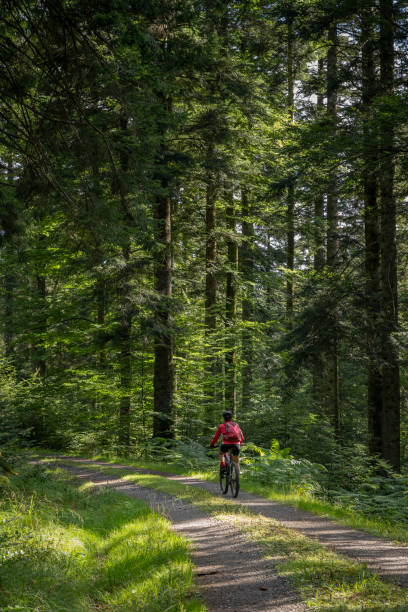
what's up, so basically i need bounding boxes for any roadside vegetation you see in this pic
[33,438,408,547]
[0,463,204,612]
[45,460,408,612]
[2,2,408,609]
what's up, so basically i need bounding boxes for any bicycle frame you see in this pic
[219,448,240,498]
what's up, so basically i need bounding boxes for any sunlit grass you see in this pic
[58,462,408,611]
[239,516,408,611]
[0,465,205,611]
[238,480,408,547]
[32,449,408,547]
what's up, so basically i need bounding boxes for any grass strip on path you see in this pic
[54,459,408,612]
[32,450,408,546]
[0,463,205,612]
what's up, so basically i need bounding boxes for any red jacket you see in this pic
[210,421,244,446]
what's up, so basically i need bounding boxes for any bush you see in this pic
[67,431,112,455]
[129,437,214,470]
[0,358,32,450]
[329,463,408,524]
[241,440,327,496]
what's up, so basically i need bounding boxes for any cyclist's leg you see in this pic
[232,445,241,472]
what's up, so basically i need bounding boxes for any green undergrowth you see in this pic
[0,464,205,611]
[238,480,408,546]
[239,515,408,612]
[32,449,408,546]
[49,461,408,612]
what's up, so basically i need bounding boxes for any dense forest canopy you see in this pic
[1,0,408,478]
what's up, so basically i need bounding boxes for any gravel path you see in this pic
[40,461,305,612]
[39,457,408,589]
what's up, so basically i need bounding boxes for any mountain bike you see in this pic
[219,449,240,498]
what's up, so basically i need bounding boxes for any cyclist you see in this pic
[210,410,244,473]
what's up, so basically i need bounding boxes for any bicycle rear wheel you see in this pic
[230,461,240,498]
[220,460,229,495]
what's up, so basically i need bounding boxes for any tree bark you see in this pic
[204,144,221,421]
[34,272,47,383]
[225,186,238,417]
[314,58,326,275]
[205,146,217,334]
[30,266,46,442]
[361,7,383,457]
[118,245,132,450]
[326,23,338,269]
[95,276,106,369]
[379,0,400,470]
[240,186,254,414]
[326,22,340,436]
[286,16,295,329]
[153,171,174,439]
[4,159,15,360]
[116,115,133,452]
[312,57,326,408]
[4,268,14,359]
[282,15,296,417]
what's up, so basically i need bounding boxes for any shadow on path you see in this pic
[39,456,408,590]
[34,461,305,612]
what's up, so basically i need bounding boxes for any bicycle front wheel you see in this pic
[220,463,229,495]
[230,462,240,498]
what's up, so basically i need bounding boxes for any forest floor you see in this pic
[32,455,408,611]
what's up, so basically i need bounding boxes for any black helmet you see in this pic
[222,410,233,420]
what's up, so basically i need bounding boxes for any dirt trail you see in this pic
[38,461,305,612]
[39,457,408,589]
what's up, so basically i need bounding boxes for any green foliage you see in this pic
[0,463,204,611]
[242,439,327,496]
[0,475,11,489]
[329,464,408,525]
[129,437,215,470]
[0,358,34,449]
[67,431,113,456]
[244,439,408,526]
[118,437,408,528]
[64,462,408,611]
[1,0,408,535]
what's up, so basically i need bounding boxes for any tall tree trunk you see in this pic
[118,246,132,449]
[32,231,47,385]
[240,186,254,414]
[205,146,217,334]
[204,143,220,422]
[4,266,14,359]
[4,158,15,361]
[286,16,295,329]
[379,0,400,470]
[361,7,382,457]
[265,231,274,397]
[34,272,47,383]
[116,115,133,452]
[31,264,46,442]
[312,57,326,408]
[96,276,106,369]
[326,23,338,270]
[153,161,174,438]
[225,186,238,417]
[282,15,296,424]
[326,22,340,436]
[314,58,326,275]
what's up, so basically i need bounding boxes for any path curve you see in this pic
[40,457,408,589]
[38,461,305,612]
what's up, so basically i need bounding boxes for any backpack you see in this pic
[224,421,241,440]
